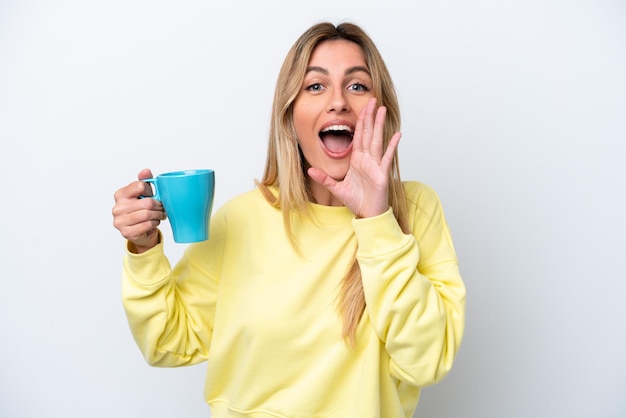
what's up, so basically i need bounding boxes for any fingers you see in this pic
[137,169,155,197]
[113,213,162,244]
[381,132,402,172]
[112,190,165,225]
[137,168,153,181]
[355,98,395,162]
[113,178,153,201]
[307,167,337,190]
[371,105,387,161]
[112,171,165,247]
[356,98,377,152]
[112,202,165,246]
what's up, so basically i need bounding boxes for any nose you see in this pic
[327,88,350,113]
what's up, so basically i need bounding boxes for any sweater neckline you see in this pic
[307,201,354,225]
[258,185,354,225]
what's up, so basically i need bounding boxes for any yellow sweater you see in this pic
[122,181,465,417]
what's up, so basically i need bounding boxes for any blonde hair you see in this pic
[258,22,409,344]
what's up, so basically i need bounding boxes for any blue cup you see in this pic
[143,169,215,243]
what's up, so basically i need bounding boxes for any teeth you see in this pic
[322,125,353,133]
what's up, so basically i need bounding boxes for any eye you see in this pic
[305,83,325,93]
[348,83,370,92]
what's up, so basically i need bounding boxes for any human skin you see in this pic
[293,39,401,218]
[112,40,401,252]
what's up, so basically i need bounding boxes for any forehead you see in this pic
[308,39,367,68]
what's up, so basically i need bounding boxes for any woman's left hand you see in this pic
[308,97,401,218]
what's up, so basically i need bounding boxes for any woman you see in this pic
[113,22,466,417]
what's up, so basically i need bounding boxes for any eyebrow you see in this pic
[305,65,371,76]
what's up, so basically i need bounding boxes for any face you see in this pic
[293,40,374,182]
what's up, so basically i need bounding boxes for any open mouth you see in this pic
[319,124,354,156]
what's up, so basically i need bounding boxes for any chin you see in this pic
[327,169,349,181]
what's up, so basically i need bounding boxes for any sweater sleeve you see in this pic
[121,219,224,367]
[353,184,466,387]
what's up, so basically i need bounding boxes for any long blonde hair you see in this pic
[258,22,409,344]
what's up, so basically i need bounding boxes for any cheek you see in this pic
[292,104,315,140]
[351,96,373,116]
[292,114,304,138]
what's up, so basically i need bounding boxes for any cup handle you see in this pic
[140,178,160,201]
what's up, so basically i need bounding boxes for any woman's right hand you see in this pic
[112,168,166,253]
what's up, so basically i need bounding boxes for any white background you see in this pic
[1,0,624,417]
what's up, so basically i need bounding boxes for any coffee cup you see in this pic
[143,169,215,243]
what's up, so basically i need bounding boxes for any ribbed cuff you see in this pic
[352,208,412,258]
[123,241,172,287]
